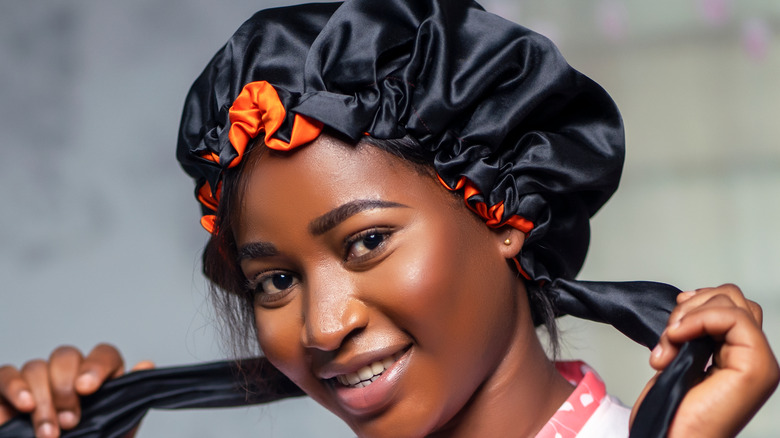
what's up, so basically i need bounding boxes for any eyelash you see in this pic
[343,227,393,264]
[248,271,299,304]
[248,227,395,303]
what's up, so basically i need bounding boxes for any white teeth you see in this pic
[335,353,401,388]
[370,361,385,375]
[357,366,374,381]
[347,373,361,385]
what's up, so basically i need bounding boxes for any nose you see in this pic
[301,268,369,351]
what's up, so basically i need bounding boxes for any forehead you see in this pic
[234,135,450,242]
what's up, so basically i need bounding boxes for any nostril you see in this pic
[301,298,369,351]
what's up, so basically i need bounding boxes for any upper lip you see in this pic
[315,343,410,380]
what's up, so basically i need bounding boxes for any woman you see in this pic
[1,0,777,437]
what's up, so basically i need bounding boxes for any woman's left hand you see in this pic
[635,284,779,438]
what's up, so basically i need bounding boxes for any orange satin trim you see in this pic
[436,175,534,233]
[436,174,533,280]
[228,81,323,162]
[200,152,221,164]
[197,181,221,212]
[201,215,217,234]
[197,181,222,234]
[198,81,325,233]
[511,258,531,280]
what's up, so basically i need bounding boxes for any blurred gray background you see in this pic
[1,0,778,436]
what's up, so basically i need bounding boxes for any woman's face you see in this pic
[234,135,528,437]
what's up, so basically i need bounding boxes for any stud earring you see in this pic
[504,238,512,246]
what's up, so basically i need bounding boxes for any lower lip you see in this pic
[331,349,410,416]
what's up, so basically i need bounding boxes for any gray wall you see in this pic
[1,1,778,436]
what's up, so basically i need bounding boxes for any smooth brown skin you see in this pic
[1,137,778,437]
[235,136,573,437]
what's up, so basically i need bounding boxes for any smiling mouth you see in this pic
[334,350,406,388]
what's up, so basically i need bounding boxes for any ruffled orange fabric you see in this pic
[197,181,221,234]
[198,81,324,232]
[229,81,323,158]
[437,175,534,233]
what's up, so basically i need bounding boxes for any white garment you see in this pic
[577,395,631,438]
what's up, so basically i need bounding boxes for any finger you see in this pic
[666,298,763,353]
[48,346,83,430]
[0,400,19,424]
[649,328,681,371]
[654,292,755,370]
[669,284,754,326]
[21,360,59,438]
[130,360,155,372]
[0,365,35,413]
[675,290,696,304]
[75,344,124,396]
[747,300,763,327]
[668,294,777,396]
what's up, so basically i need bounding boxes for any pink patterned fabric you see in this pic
[535,361,608,438]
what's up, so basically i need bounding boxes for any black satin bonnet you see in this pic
[176,0,625,284]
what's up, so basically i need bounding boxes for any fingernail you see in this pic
[58,411,77,428]
[37,422,57,438]
[681,290,696,297]
[75,372,97,392]
[669,319,681,331]
[17,390,34,409]
[652,344,663,359]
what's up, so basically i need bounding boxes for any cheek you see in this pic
[254,304,308,381]
[375,216,515,347]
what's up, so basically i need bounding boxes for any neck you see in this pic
[428,302,574,438]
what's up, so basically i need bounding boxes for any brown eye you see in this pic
[257,272,299,295]
[347,230,389,260]
[361,232,385,250]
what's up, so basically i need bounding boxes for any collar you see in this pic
[535,361,608,438]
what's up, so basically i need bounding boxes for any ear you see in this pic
[493,226,526,259]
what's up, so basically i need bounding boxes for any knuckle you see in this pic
[667,310,684,327]
[49,345,81,362]
[746,300,764,326]
[742,357,780,390]
[719,283,743,295]
[0,365,18,379]
[49,374,75,396]
[93,342,119,353]
[21,359,47,375]
[706,293,736,307]
[50,382,76,402]
[748,300,763,315]
[732,306,754,322]
[94,343,123,366]
[0,369,25,395]
[771,360,780,386]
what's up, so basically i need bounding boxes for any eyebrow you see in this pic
[236,200,407,262]
[237,241,278,262]
[309,199,407,236]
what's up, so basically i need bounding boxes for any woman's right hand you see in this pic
[0,344,153,438]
